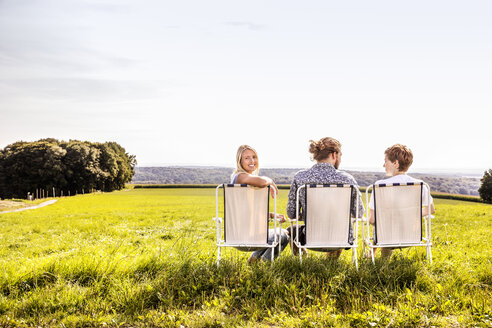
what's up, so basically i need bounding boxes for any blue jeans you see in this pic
[251,228,289,261]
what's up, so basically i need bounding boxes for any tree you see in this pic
[96,142,136,192]
[478,169,492,203]
[0,139,136,199]
[0,140,66,199]
[62,140,102,194]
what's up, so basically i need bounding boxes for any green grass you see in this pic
[0,189,491,327]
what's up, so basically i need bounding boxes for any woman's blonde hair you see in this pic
[232,144,259,177]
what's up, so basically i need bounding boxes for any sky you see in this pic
[1,0,491,175]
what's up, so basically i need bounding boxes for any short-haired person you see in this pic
[231,145,289,263]
[286,137,365,258]
[368,144,436,258]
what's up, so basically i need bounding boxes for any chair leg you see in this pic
[371,247,375,264]
[289,222,294,256]
[361,225,365,259]
[217,246,221,267]
[279,237,282,259]
[428,245,432,264]
[353,248,358,270]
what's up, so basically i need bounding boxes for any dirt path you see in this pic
[0,199,58,214]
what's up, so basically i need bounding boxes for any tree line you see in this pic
[0,139,136,199]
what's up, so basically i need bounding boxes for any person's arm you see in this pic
[286,179,298,220]
[369,209,375,225]
[422,203,435,216]
[349,181,365,218]
[236,173,279,197]
[422,184,435,216]
[368,190,375,225]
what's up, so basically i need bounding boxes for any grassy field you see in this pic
[0,188,491,327]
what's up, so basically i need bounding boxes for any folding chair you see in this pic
[290,184,360,269]
[212,184,281,266]
[363,182,433,264]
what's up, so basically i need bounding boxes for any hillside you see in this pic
[133,166,481,196]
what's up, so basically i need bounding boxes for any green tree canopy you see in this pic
[478,169,492,203]
[0,139,136,199]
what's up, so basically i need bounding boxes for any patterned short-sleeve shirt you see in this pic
[287,163,365,220]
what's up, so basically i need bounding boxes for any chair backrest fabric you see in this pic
[373,183,422,245]
[305,184,353,246]
[224,184,269,245]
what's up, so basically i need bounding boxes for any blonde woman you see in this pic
[231,145,289,263]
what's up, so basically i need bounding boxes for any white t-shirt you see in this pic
[368,174,433,210]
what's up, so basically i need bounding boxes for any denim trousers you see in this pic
[251,228,289,261]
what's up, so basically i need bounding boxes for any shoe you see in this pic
[247,255,258,264]
[292,243,299,256]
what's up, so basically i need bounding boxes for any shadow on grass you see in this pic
[111,254,422,317]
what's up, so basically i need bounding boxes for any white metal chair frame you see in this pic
[362,182,433,264]
[213,183,282,266]
[290,184,360,269]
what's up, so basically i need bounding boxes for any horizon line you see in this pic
[135,164,485,176]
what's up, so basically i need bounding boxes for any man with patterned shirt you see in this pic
[286,137,365,258]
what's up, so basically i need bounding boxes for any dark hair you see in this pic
[308,137,341,161]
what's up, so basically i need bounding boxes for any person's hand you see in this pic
[276,213,286,223]
[270,212,286,223]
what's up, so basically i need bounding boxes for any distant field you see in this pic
[1,189,491,327]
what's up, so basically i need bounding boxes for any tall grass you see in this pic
[0,189,490,327]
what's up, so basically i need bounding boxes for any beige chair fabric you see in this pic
[305,185,353,247]
[224,185,269,246]
[374,184,422,245]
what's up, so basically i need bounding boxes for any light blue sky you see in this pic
[1,0,491,174]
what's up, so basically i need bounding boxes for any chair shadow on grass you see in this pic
[271,253,421,291]
[199,253,424,316]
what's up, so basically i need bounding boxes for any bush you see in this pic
[478,169,492,203]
